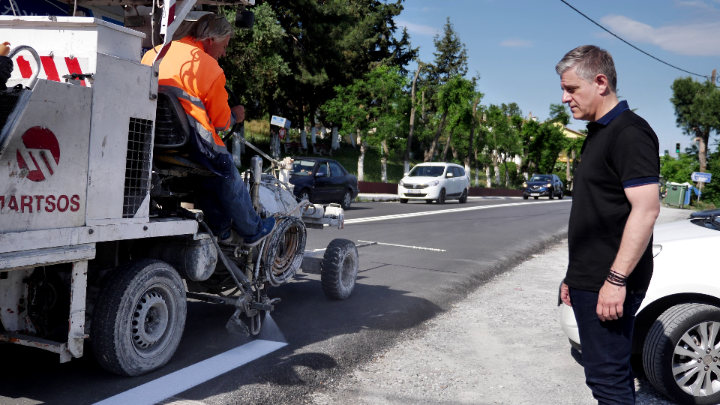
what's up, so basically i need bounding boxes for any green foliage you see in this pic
[671,77,720,138]
[428,17,469,85]
[221,3,290,120]
[660,153,698,184]
[697,142,720,205]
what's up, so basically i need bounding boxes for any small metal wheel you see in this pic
[341,190,353,210]
[92,259,186,376]
[644,303,720,404]
[320,239,359,300]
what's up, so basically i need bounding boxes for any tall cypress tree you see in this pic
[428,17,468,85]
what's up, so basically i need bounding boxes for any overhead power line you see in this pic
[559,0,712,81]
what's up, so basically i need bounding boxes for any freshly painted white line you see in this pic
[344,200,571,225]
[93,340,287,405]
[357,240,447,252]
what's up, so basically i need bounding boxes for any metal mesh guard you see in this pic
[123,118,153,218]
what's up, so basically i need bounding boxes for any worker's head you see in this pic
[190,14,235,60]
[556,45,617,122]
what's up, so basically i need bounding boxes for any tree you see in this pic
[322,65,409,182]
[221,3,290,120]
[670,76,720,188]
[428,17,468,85]
[484,104,521,187]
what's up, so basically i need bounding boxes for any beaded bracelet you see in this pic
[606,270,628,287]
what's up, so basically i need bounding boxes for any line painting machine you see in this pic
[0,0,358,376]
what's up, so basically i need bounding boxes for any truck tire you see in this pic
[92,259,187,376]
[643,303,720,404]
[320,239,359,300]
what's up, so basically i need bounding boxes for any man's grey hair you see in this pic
[555,45,617,93]
[189,14,234,42]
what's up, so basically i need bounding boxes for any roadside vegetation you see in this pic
[221,1,719,193]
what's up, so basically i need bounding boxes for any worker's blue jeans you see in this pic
[194,167,263,239]
[569,287,645,405]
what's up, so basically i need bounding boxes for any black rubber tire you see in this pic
[523,195,528,200]
[549,189,554,200]
[320,239,359,300]
[533,196,538,200]
[425,199,433,204]
[643,303,720,405]
[558,190,564,200]
[340,190,353,210]
[92,259,187,376]
[437,188,446,204]
[299,189,312,202]
[459,189,468,203]
[400,199,408,204]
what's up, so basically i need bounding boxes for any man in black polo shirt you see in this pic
[556,45,660,404]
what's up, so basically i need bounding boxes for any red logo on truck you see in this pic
[16,127,60,182]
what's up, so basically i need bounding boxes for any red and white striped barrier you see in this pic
[10,55,90,87]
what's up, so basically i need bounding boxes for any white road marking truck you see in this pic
[0,0,358,376]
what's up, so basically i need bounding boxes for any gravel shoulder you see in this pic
[309,207,690,405]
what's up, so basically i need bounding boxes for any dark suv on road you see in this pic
[522,174,564,200]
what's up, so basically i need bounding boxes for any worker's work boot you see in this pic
[243,217,276,247]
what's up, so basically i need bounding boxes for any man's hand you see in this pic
[0,56,13,90]
[231,105,245,123]
[596,281,626,321]
[560,283,571,307]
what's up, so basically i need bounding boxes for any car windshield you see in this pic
[290,160,316,177]
[408,166,444,177]
[530,175,552,182]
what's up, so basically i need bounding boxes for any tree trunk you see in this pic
[493,151,501,186]
[405,65,422,173]
[697,128,710,191]
[358,131,366,182]
[464,99,479,181]
[442,127,454,162]
[331,126,340,150]
[474,149,480,187]
[504,158,509,188]
[381,140,388,183]
[486,164,492,188]
[425,115,446,162]
[311,125,317,145]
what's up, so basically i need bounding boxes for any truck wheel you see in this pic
[321,239,359,300]
[643,303,720,404]
[92,259,187,376]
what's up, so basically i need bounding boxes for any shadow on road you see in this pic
[0,274,442,404]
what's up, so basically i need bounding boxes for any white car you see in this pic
[560,209,720,404]
[398,163,470,204]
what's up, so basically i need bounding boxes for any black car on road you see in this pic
[522,174,564,200]
[288,158,359,209]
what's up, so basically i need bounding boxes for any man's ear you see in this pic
[595,74,610,95]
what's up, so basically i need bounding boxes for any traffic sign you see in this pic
[278,128,286,140]
[691,172,712,183]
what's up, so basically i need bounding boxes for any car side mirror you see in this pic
[316,172,326,177]
[446,173,454,178]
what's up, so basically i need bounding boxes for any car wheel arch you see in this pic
[632,293,720,354]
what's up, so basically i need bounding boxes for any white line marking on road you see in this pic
[344,200,571,225]
[93,340,287,405]
[357,240,447,252]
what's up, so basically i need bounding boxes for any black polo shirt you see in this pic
[565,101,660,293]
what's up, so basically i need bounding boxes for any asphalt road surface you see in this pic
[0,197,572,405]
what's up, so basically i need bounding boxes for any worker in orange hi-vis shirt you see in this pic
[142,14,275,247]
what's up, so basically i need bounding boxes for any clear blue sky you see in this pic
[397,0,720,157]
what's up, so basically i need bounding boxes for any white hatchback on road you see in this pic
[560,209,720,404]
[398,163,470,204]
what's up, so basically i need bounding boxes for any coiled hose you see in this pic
[258,215,307,287]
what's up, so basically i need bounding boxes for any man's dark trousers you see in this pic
[569,288,645,405]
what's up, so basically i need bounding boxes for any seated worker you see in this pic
[142,14,274,246]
